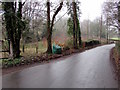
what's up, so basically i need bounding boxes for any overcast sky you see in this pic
[0,0,106,21]
[80,0,105,21]
[50,0,106,21]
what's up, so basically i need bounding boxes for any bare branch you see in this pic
[22,0,27,6]
[51,2,63,29]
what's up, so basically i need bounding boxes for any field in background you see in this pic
[20,41,47,57]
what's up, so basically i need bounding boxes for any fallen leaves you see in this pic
[111,47,120,80]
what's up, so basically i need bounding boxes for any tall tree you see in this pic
[3,1,25,58]
[72,0,78,49]
[46,0,63,54]
[103,1,120,36]
[46,0,51,53]
[103,1,120,43]
[66,1,76,48]
[67,0,81,48]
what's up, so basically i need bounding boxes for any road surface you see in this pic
[2,44,118,88]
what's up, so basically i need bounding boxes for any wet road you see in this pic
[2,44,118,88]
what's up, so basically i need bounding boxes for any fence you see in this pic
[0,39,10,59]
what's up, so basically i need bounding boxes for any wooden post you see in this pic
[35,42,38,54]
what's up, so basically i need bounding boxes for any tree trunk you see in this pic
[77,17,81,47]
[72,1,78,49]
[22,44,25,53]
[117,1,120,56]
[46,1,63,54]
[8,39,10,54]
[9,41,13,58]
[15,40,20,58]
[11,39,20,58]
[3,2,23,58]
[78,26,81,47]
[46,1,52,54]
[106,14,109,44]
[73,22,76,48]
[15,2,22,58]
[22,39,25,52]
[22,40,25,53]
[9,40,20,58]
[87,20,89,40]
[117,1,120,82]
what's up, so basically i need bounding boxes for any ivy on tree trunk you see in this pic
[3,2,24,58]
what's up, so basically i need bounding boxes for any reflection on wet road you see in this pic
[2,44,118,88]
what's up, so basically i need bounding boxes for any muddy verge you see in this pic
[110,47,120,81]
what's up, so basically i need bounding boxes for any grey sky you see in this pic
[49,0,106,21]
[0,0,106,21]
[80,0,105,21]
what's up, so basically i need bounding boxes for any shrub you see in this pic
[85,40,100,47]
[63,46,70,51]
[65,38,73,48]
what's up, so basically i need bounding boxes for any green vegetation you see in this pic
[1,58,22,68]
[110,38,120,41]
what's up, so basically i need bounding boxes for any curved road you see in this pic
[2,44,118,88]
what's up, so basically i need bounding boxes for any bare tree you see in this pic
[22,1,46,52]
[103,1,120,35]
[46,0,63,54]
